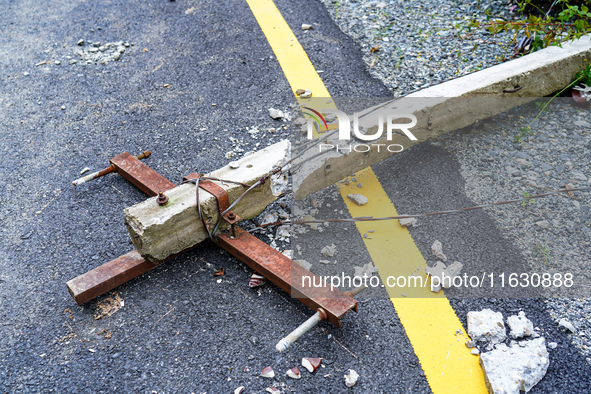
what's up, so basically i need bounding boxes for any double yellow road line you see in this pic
[245,0,487,391]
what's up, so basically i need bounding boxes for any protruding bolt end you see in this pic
[156,191,169,206]
[228,212,236,220]
[276,338,290,352]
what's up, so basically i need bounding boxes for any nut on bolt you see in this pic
[156,191,169,206]
[227,212,236,220]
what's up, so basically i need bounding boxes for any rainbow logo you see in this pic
[302,107,328,132]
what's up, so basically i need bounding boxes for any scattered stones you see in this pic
[465,339,476,349]
[68,59,77,65]
[558,318,576,333]
[76,41,128,65]
[574,120,591,128]
[344,369,359,388]
[535,220,550,230]
[467,309,507,345]
[320,244,337,257]
[398,217,417,227]
[286,367,301,379]
[77,39,84,46]
[261,366,275,378]
[430,240,447,262]
[507,311,534,339]
[268,108,285,120]
[302,357,322,373]
[479,338,549,394]
[547,342,558,349]
[347,193,368,206]
[301,23,313,30]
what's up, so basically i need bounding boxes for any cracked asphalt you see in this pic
[1,0,589,393]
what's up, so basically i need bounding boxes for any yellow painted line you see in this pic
[337,169,486,392]
[245,0,330,97]
[245,0,487,392]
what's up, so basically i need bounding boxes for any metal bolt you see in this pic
[228,212,236,220]
[156,191,169,206]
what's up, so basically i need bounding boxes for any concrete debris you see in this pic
[398,217,417,227]
[294,259,312,270]
[229,161,240,169]
[507,312,534,339]
[547,342,558,349]
[268,108,285,120]
[347,193,368,206]
[276,225,290,238]
[344,369,359,388]
[320,244,337,257]
[261,212,279,226]
[301,23,313,30]
[294,117,306,126]
[80,167,90,175]
[465,339,476,348]
[234,387,245,394]
[265,388,280,394]
[301,215,319,230]
[77,39,84,46]
[479,338,549,394]
[354,262,378,278]
[425,261,446,293]
[76,41,129,65]
[299,89,312,99]
[431,240,447,261]
[467,309,507,345]
[558,318,576,333]
[471,348,480,355]
[319,260,332,265]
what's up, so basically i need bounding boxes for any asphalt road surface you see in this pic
[1,0,590,393]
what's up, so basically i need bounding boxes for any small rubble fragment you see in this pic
[301,23,313,30]
[558,318,576,333]
[299,89,312,98]
[471,348,480,355]
[76,41,129,65]
[467,309,507,345]
[320,244,337,257]
[268,108,285,120]
[77,39,84,46]
[301,215,319,230]
[465,339,476,349]
[229,161,240,169]
[295,89,306,96]
[234,387,245,394]
[344,369,359,388]
[302,357,322,373]
[431,240,447,262]
[548,342,558,349]
[286,367,301,379]
[354,262,378,278]
[347,193,368,206]
[294,259,312,270]
[479,338,549,394]
[398,217,417,227]
[507,311,534,339]
[425,261,446,293]
[266,388,280,394]
[261,366,275,378]
[249,273,267,288]
[80,167,90,175]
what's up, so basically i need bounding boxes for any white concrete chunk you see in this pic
[347,193,368,206]
[480,338,549,394]
[468,309,507,345]
[507,312,534,339]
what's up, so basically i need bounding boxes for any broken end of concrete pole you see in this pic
[124,140,290,262]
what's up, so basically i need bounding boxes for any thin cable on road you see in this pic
[248,186,591,231]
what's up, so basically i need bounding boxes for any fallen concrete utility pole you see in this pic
[293,35,591,198]
[67,143,364,350]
